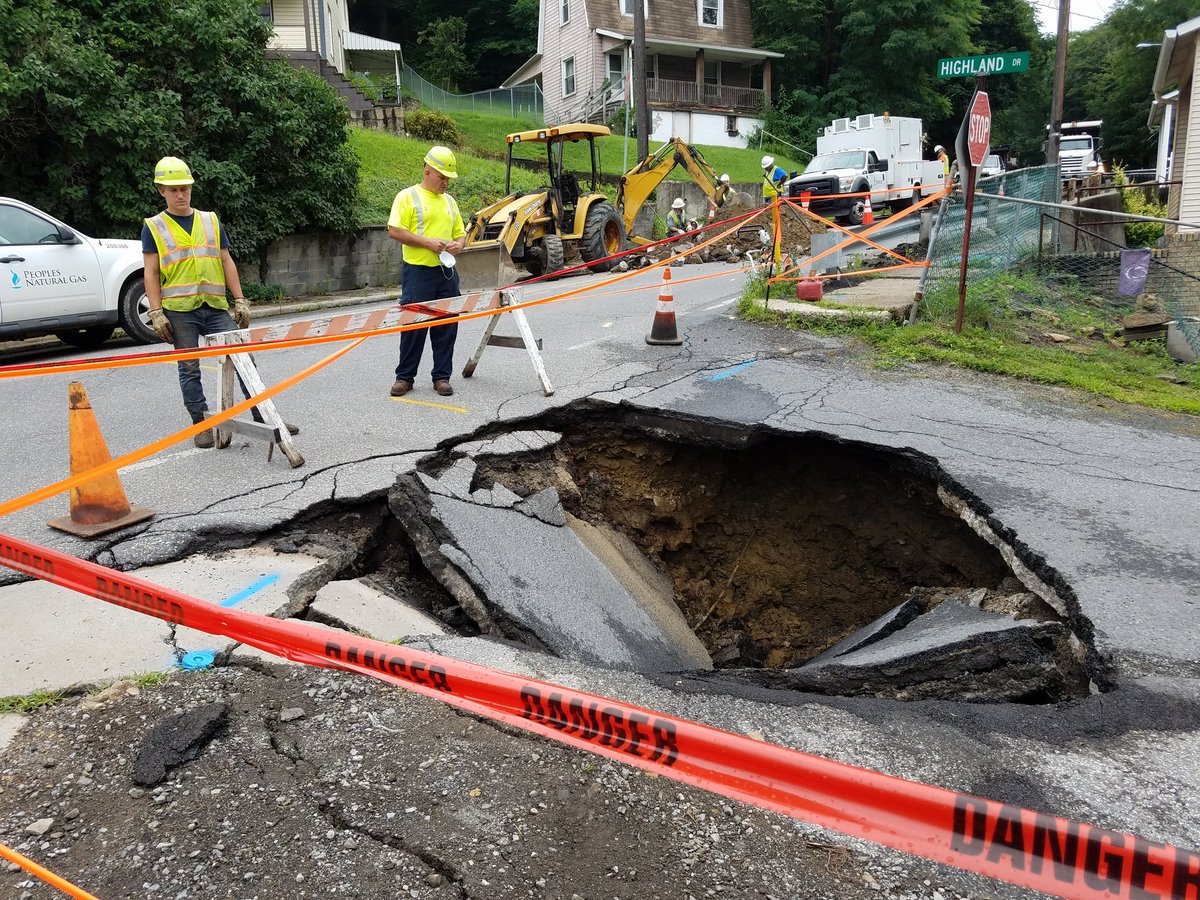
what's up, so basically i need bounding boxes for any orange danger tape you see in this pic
[0,532,1196,900]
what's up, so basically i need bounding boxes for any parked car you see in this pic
[979,154,1005,179]
[0,197,158,349]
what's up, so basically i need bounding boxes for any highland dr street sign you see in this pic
[937,52,1030,79]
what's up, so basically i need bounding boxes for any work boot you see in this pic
[433,380,454,397]
[390,379,413,397]
[190,411,214,449]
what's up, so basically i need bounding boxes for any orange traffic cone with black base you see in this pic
[645,266,683,346]
[862,192,875,225]
[47,381,155,538]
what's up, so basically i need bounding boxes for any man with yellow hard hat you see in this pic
[387,145,466,398]
[143,156,294,447]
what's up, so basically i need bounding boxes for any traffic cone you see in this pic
[862,192,875,225]
[46,381,155,538]
[645,266,683,346]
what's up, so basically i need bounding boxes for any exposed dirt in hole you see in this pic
[471,423,1016,668]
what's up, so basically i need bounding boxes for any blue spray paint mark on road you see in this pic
[219,573,280,608]
[710,360,757,382]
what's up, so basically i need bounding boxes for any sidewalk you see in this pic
[764,269,919,322]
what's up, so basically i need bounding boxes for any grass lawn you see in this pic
[349,110,804,225]
[739,272,1200,416]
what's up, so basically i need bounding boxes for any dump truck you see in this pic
[1047,120,1104,181]
[785,114,944,225]
[456,123,626,289]
[614,138,751,244]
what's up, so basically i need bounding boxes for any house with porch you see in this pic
[1148,13,1200,234]
[502,0,781,147]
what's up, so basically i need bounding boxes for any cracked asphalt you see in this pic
[1,263,1199,898]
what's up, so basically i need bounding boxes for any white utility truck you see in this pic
[1047,120,1104,181]
[0,197,158,349]
[785,114,944,225]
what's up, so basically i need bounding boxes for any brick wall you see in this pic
[240,227,402,297]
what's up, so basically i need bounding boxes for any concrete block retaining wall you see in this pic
[240,227,402,297]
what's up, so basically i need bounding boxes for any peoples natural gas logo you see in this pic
[9,270,21,290]
[8,268,89,289]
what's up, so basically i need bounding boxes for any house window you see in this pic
[726,115,738,136]
[560,0,570,25]
[607,52,624,92]
[700,0,721,27]
[748,64,764,89]
[257,2,273,22]
[562,57,576,97]
[620,0,648,18]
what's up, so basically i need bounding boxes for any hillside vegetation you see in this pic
[351,112,803,225]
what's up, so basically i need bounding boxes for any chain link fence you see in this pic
[400,64,543,120]
[922,165,1200,358]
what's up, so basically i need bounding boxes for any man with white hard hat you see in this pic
[708,173,731,220]
[761,155,787,205]
[387,145,467,398]
[666,197,689,238]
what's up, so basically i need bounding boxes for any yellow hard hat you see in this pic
[154,156,194,186]
[424,146,458,178]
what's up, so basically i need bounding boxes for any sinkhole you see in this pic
[285,403,1094,704]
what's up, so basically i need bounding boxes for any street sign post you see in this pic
[937,52,1029,79]
[953,88,992,334]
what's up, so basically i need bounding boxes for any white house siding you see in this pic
[649,110,760,148]
[541,0,596,120]
[1179,50,1200,231]
[267,0,349,73]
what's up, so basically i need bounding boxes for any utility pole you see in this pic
[632,0,650,160]
[1046,0,1070,169]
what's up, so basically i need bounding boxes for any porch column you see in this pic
[762,60,772,109]
[696,49,705,96]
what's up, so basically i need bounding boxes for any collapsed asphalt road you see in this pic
[1,264,1199,898]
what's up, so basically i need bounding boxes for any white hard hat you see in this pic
[934,145,945,154]
[672,197,686,209]
[761,155,774,168]
[719,173,730,183]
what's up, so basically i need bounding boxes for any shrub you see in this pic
[0,0,359,260]
[1112,166,1167,248]
[405,107,464,146]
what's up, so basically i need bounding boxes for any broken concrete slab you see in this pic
[733,601,1088,702]
[309,578,447,642]
[516,486,567,527]
[410,482,711,673]
[452,430,562,460]
[0,714,25,755]
[808,596,924,664]
[0,549,323,696]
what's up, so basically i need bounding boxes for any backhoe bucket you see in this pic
[455,243,525,292]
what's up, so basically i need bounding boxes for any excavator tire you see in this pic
[526,234,566,279]
[581,202,626,272]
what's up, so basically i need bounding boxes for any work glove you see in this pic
[232,297,251,330]
[148,308,173,343]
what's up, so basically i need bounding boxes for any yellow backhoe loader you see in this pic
[615,138,751,245]
[456,123,627,290]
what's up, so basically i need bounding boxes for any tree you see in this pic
[416,17,476,92]
[1063,0,1195,169]
[0,0,359,258]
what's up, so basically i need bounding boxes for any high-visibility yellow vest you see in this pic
[145,210,227,312]
[388,186,464,267]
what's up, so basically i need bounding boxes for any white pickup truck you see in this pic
[0,197,158,349]
[785,114,944,225]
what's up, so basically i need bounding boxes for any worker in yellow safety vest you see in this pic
[934,145,952,187]
[387,145,467,398]
[143,156,296,448]
[761,155,788,205]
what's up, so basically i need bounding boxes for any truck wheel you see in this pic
[56,324,116,350]
[844,199,866,227]
[581,203,625,272]
[118,276,159,344]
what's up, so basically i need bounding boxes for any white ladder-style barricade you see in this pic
[462,289,554,396]
[199,287,552,468]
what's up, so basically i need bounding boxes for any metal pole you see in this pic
[955,164,978,334]
[909,196,948,325]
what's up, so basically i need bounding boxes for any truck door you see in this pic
[867,151,887,192]
[0,202,103,325]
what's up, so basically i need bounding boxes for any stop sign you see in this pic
[967,91,992,167]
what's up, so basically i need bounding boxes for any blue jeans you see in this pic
[396,263,460,383]
[164,305,238,416]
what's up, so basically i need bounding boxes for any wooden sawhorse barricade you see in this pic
[199,287,549,469]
